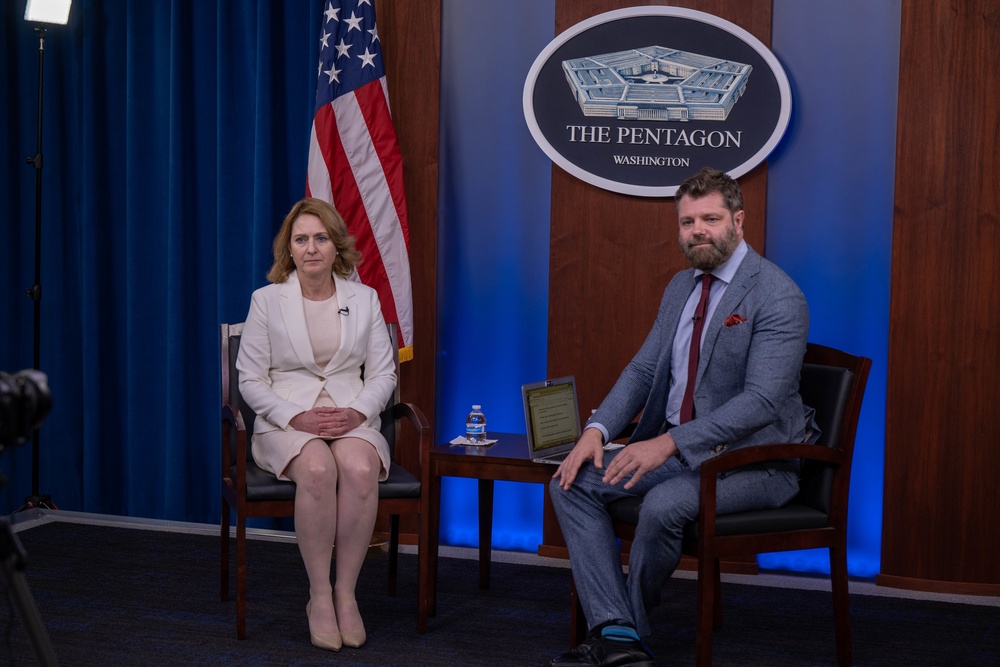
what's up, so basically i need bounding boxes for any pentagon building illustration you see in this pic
[562,46,752,121]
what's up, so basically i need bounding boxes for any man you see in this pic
[549,167,811,667]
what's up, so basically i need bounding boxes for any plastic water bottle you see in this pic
[465,405,487,444]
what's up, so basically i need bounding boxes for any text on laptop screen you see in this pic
[526,383,579,451]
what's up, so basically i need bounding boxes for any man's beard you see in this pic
[680,223,741,271]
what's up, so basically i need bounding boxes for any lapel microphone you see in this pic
[338,306,350,316]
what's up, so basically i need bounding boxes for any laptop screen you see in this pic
[523,377,581,453]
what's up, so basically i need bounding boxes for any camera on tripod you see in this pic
[0,369,51,450]
[0,368,58,664]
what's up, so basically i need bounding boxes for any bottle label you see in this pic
[466,424,486,435]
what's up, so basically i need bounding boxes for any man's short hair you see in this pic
[675,167,743,215]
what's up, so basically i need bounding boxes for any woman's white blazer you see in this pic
[236,270,396,437]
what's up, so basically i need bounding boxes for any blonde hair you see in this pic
[266,198,361,283]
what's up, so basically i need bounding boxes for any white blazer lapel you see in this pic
[279,271,323,374]
[326,275,360,370]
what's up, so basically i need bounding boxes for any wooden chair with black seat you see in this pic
[569,342,871,667]
[220,321,431,639]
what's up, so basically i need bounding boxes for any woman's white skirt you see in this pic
[252,425,391,482]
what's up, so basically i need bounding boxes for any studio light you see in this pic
[24,0,72,25]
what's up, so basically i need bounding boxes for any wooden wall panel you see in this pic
[376,0,440,540]
[542,0,773,555]
[878,0,1000,594]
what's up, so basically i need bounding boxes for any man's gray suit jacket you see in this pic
[592,244,810,470]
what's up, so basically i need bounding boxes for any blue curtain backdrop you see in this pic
[0,0,325,521]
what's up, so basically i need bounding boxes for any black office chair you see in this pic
[220,322,431,639]
[569,343,871,666]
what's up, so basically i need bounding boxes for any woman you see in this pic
[236,197,395,651]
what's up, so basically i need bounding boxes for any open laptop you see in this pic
[522,376,581,464]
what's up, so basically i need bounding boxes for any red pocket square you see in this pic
[724,314,746,327]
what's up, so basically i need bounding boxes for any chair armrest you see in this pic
[699,442,846,478]
[221,403,249,491]
[697,442,847,540]
[222,403,246,432]
[390,401,431,467]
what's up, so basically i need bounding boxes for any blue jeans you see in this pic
[549,449,799,637]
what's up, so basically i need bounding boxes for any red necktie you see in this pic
[680,274,713,424]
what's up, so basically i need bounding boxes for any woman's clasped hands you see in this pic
[289,407,365,438]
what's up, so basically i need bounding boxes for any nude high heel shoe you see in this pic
[336,597,367,648]
[341,626,367,649]
[306,600,342,651]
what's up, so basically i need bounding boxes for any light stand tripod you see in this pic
[18,27,57,513]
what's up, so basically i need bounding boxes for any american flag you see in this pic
[307,0,413,360]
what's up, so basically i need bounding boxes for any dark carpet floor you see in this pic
[1,521,997,666]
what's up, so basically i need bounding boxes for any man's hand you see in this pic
[289,407,366,437]
[601,433,679,489]
[552,428,606,491]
